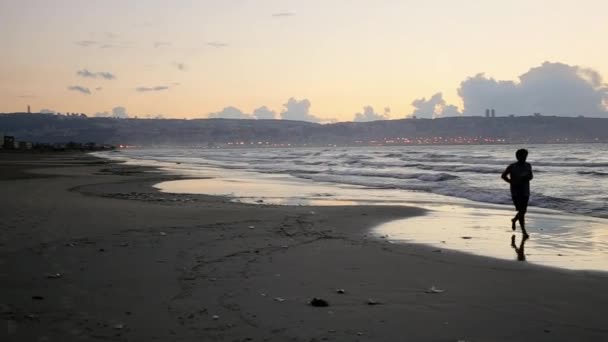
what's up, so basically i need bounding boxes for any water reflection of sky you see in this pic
[156,174,608,272]
[374,207,608,272]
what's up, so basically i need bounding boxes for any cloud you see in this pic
[208,106,252,119]
[272,12,296,17]
[77,69,116,80]
[253,106,277,119]
[207,41,228,48]
[97,72,115,80]
[280,97,320,122]
[99,43,130,49]
[142,114,165,119]
[75,40,97,47]
[136,85,169,92]
[457,61,608,117]
[77,69,96,78]
[154,41,172,48]
[410,93,461,119]
[112,106,129,118]
[354,106,390,122]
[94,106,130,118]
[172,62,187,71]
[67,86,91,95]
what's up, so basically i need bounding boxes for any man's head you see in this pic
[516,149,528,162]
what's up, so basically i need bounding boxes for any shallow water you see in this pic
[374,206,608,272]
[96,147,608,272]
[153,172,608,272]
[99,144,608,218]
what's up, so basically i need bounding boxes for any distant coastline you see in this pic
[1,112,608,147]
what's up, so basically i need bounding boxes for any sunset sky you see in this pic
[1,0,607,121]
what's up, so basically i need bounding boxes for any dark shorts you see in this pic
[512,195,529,213]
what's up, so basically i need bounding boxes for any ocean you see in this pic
[101,144,608,218]
[97,144,608,271]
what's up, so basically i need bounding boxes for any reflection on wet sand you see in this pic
[156,177,608,272]
[375,206,608,272]
[511,234,528,261]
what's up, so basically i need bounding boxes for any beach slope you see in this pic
[1,153,607,341]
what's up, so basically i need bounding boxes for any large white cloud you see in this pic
[353,106,390,122]
[458,62,608,117]
[94,106,130,118]
[253,106,276,119]
[207,106,252,119]
[280,98,320,122]
[410,93,460,119]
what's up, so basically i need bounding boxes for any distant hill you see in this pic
[1,113,607,146]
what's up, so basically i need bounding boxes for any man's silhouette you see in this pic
[502,149,533,238]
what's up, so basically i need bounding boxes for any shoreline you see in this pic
[2,152,608,341]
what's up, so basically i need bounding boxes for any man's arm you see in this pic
[501,165,511,183]
[528,164,533,181]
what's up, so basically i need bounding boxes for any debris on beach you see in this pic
[461,236,472,240]
[45,272,62,279]
[366,298,381,305]
[212,315,219,320]
[274,297,286,302]
[425,286,445,294]
[336,289,346,294]
[248,225,255,229]
[160,232,167,236]
[309,298,329,307]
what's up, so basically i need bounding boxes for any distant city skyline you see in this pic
[1,0,607,121]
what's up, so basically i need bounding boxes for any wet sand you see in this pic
[1,152,608,341]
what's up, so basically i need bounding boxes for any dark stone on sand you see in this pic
[32,296,44,300]
[309,298,329,307]
[367,298,381,305]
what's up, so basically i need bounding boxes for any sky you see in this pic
[1,0,607,121]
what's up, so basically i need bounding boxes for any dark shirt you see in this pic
[504,162,533,197]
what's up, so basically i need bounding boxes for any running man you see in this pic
[502,149,533,237]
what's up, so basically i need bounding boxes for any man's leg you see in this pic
[518,211,529,237]
[511,213,519,231]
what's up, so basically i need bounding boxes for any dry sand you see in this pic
[1,152,607,342]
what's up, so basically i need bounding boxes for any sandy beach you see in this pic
[2,152,608,342]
